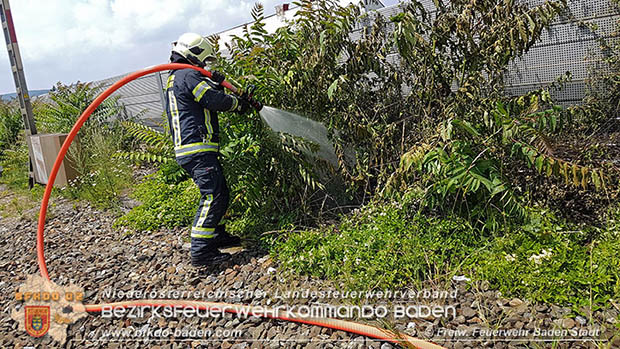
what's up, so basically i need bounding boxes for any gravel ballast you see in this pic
[1,188,618,348]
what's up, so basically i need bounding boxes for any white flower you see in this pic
[452,275,471,282]
[528,248,553,265]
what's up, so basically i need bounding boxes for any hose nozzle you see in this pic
[243,85,263,111]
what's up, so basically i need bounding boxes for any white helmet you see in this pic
[171,33,216,67]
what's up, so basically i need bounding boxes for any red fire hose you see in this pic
[34,63,445,349]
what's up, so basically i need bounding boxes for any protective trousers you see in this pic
[176,153,230,262]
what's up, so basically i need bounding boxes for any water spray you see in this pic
[231,82,337,164]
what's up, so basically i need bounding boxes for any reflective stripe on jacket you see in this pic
[164,68,240,158]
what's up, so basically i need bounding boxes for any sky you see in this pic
[1,0,402,94]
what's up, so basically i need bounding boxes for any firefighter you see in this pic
[165,32,251,267]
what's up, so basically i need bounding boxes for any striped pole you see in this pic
[1,0,37,187]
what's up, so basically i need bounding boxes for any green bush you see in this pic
[113,161,289,237]
[59,126,133,208]
[212,1,620,308]
[272,191,488,291]
[212,0,618,230]
[0,101,23,153]
[33,82,134,208]
[0,141,48,219]
[114,170,200,231]
[474,208,620,309]
[273,195,620,308]
[37,82,122,133]
[114,0,614,238]
[0,141,30,190]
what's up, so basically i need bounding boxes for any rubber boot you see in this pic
[191,251,231,267]
[211,225,241,248]
[191,236,231,267]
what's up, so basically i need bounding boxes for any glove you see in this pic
[234,96,251,114]
[210,70,226,90]
[240,85,263,111]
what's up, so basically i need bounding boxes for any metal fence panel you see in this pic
[87,0,618,125]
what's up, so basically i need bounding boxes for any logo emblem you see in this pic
[25,306,50,337]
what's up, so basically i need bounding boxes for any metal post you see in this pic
[1,0,37,187]
[155,71,166,113]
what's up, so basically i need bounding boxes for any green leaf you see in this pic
[452,119,480,137]
[599,171,607,191]
[471,172,494,192]
[581,167,588,190]
[440,120,453,141]
[572,164,580,187]
[545,158,554,177]
[496,101,508,117]
[327,79,339,101]
[518,18,527,43]
[490,182,507,196]
[591,170,600,190]
[549,114,557,131]
[535,155,544,173]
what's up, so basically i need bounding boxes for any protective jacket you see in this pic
[164,66,242,158]
[163,54,243,264]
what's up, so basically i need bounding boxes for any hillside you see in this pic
[0,89,49,101]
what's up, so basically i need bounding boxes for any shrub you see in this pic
[271,191,487,291]
[474,208,620,309]
[34,82,134,208]
[0,101,23,153]
[59,131,133,209]
[37,81,122,133]
[0,141,30,190]
[113,120,188,184]
[114,170,200,231]
[216,1,565,191]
